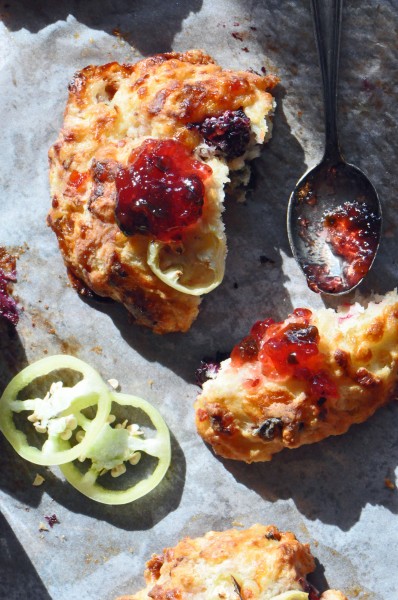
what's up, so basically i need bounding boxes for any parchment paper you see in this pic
[0,1,397,598]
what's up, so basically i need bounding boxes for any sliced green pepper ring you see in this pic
[60,392,171,505]
[0,355,112,466]
[271,593,309,600]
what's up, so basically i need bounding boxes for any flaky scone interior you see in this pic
[117,524,347,600]
[48,50,277,333]
[195,290,398,462]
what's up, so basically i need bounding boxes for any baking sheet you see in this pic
[1,1,397,598]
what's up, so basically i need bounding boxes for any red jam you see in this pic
[323,200,379,288]
[115,139,212,242]
[231,309,337,399]
[302,200,380,294]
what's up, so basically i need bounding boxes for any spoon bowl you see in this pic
[288,157,381,294]
[287,0,382,295]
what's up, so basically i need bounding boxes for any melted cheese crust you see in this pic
[117,525,347,600]
[48,50,276,333]
[195,291,398,462]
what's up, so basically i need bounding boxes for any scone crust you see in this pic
[195,291,398,462]
[118,525,315,600]
[48,50,276,333]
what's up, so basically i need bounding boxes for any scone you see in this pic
[117,524,347,600]
[48,50,277,333]
[195,290,398,462]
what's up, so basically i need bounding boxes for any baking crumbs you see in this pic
[231,520,244,527]
[32,473,45,487]
[384,478,396,490]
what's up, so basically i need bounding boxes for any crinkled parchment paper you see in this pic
[0,1,397,598]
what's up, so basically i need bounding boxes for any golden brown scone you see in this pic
[48,50,277,333]
[195,290,398,462]
[117,524,347,600]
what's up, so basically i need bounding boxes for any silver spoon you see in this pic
[287,0,382,295]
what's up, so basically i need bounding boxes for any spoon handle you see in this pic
[311,0,343,162]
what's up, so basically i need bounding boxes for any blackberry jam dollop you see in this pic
[191,108,251,159]
[115,139,212,242]
[231,309,337,399]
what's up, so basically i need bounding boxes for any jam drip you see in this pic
[231,309,337,399]
[115,139,212,242]
[190,108,251,159]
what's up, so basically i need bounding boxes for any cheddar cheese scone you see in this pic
[117,524,347,600]
[48,50,277,333]
[195,291,398,462]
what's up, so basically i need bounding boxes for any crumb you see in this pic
[148,379,154,387]
[232,520,244,527]
[242,47,249,53]
[247,68,261,76]
[385,478,396,490]
[362,78,376,92]
[108,378,119,390]
[39,522,49,532]
[32,474,45,487]
[45,514,60,528]
[232,32,244,41]
[47,327,56,335]
[91,346,103,354]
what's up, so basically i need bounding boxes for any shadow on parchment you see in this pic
[209,401,398,532]
[0,320,28,394]
[0,427,185,532]
[0,0,203,55]
[0,323,51,599]
[0,512,52,600]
